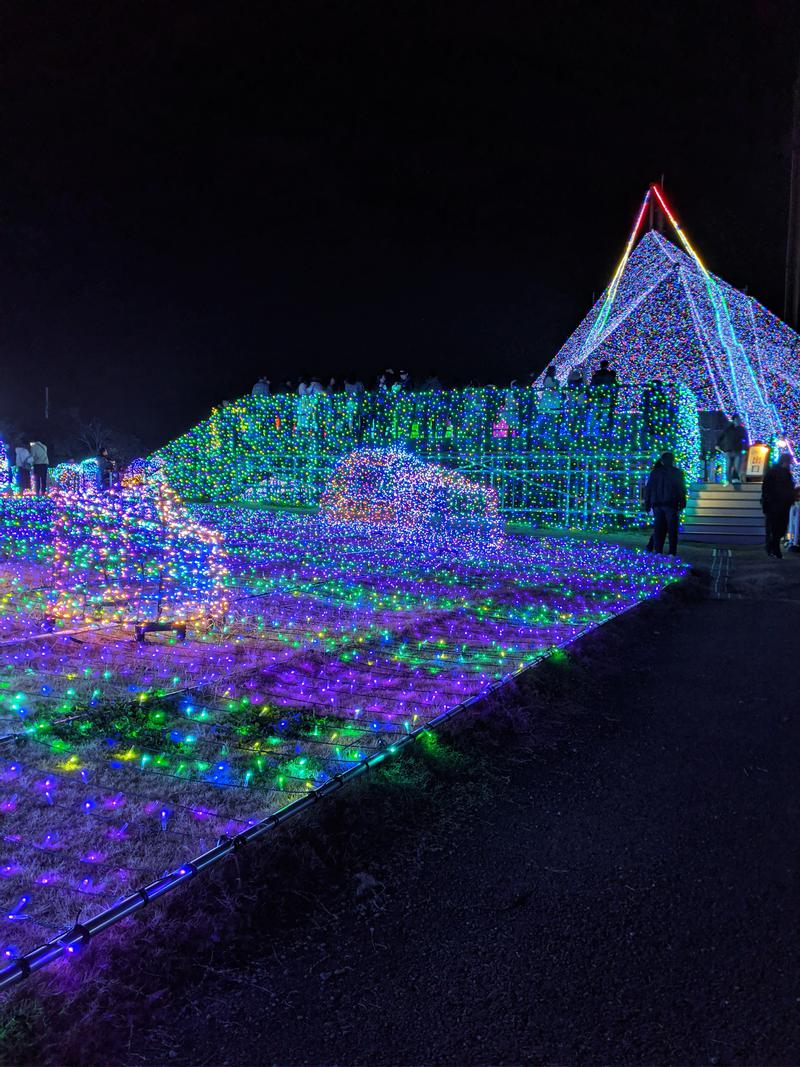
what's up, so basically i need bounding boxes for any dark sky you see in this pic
[1,1,799,450]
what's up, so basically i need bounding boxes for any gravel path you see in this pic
[118,551,800,1066]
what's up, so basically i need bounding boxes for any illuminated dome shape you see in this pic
[544,226,799,449]
[320,447,503,549]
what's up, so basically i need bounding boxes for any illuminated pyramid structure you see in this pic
[543,185,800,449]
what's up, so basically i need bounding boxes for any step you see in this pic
[686,502,763,512]
[682,523,763,537]
[681,532,763,545]
[687,504,763,514]
[683,515,764,526]
[689,483,762,494]
[682,501,763,514]
[686,504,764,516]
[690,494,761,501]
[682,521,762,530]
[689,490,762,503]
[683,515,764,525]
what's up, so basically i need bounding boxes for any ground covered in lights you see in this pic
[0,500,683,961]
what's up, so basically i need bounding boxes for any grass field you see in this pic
[0,499,683,970]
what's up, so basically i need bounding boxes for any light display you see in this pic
[120,457,146,488]
[50,483,229,626]
[545,184,800,451]
[156,383,699,531]
[320,448,503,548]
[50,459,101,494]
[0,497,684,980]
[4,191,739,982]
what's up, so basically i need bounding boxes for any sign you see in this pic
[745,442,770,481]
[789,504,800,547]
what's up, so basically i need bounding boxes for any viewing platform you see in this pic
[157,382,701,532]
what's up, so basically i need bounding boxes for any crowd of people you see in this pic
[8,442,119,495]
[252,369,443,397]
[12,441,50,496]
[250,360,620,400]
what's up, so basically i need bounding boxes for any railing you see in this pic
[157,383,700,531]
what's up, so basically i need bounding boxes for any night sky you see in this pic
[2,1,799,451]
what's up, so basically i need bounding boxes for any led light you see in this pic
[548,185,791,450]
[155,384,698,531]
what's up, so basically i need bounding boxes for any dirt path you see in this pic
[117,554,800,1066]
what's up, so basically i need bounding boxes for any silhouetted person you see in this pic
[761,453,796,558]
[539,366,562,413]
[644,451,687,555]
[644,458,663,551]
[567,364,585,389]
[15,444,32,492]
[590,359,617,386]
[716,414,749,485]
[29,441,49,496]
[251,376,270,397]
[97,447,116,492]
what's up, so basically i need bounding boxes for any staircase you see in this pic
[681,482,764,545]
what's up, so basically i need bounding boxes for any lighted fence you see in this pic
[157,383,700,530]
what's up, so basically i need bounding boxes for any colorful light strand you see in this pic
[50,483,229,626]
[0,497,684,964]
[550,188,797,449]
[155,383,699,531]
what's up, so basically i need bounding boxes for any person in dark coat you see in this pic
[761,453,796,558]
[644,451,687,555]
[716,414,749,485]
[97,447,116,492]
[590,359,617,386]
[644,458,662,551]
